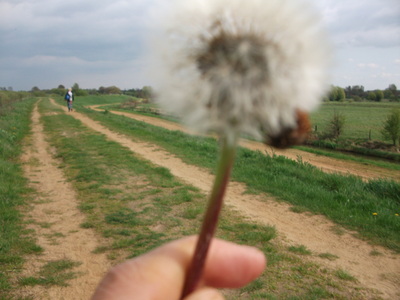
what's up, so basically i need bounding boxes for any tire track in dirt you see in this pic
[55,99,400,299]
[19,102,110,300]
[90,105,399,182]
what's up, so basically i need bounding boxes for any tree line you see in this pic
[326,84,399,102]
[23,83,153,100]
[4,83,398,103]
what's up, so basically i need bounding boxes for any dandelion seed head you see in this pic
[148,0,331,145]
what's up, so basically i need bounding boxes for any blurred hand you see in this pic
[91,236,266,300]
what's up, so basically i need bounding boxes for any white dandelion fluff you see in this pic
[148,0,331,145]
[146,1,331,297]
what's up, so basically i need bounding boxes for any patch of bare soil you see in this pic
[18,102,110,299]
[50,100,400,299]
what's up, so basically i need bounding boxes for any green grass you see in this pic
[19,259,82,286]
[335,269,357,282]
[87,96,400,167]
[0,95,384,299]
[65,99,400,253]
[71,94,131,106]
[36,98,371,299]
[318,253,339,261]
[295,145,400,171]
[288,245,312,255]
[310,101,400,141]
[77,95,400,143]
[0,97,43,297]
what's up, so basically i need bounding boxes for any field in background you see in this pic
[310,101,400,141]
[82,96,400,145]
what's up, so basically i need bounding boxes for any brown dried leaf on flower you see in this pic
[267,110,312,149]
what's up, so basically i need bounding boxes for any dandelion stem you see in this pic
[181,135,237,299]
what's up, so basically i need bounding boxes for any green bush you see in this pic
[381,109,400,146]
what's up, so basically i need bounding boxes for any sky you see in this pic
[0,0,399,92]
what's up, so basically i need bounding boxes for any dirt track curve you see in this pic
[27,98,399,299]
[89,105,400,182]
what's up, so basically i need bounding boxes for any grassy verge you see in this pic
[72,95,131,106]
[62,100,400,253]
[0,97,43,298]
[295,145,400,171]
[40,98,374,299]
[83,97,400,170]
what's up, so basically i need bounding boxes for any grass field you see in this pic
[309,101,400,141]
[67,97,400,252]
[43,98,385,298]
[93,97,400,165]
[88,97,400,143]
[77,96,400,143]
[1,96,399,299]
[73,94,131,106]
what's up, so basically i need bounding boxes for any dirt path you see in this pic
[19,102,110,299]
[90,105,399,182]
[51,99,400,299]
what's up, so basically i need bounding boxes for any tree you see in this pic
[381,109,400,147]
[50,88,65,96]
[337,87,346,101]
[141,86,153,100]
[384,84,399,101]
[328,86,345,101]
[368,91,376,101]
[105,86,121,94]
[98,86,121,94]
[374,90,383,102]
[327,111,346,139]
[388,84,397,92]
[345,85,365,100]
[71,83,88,96]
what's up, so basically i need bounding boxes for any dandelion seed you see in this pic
[147,0,331,298]
[149,0,331,146]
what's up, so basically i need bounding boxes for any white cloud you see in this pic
[0,0,399,91]
[357,63,380,69]
[316,0,400,48]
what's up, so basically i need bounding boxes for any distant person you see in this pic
[65,88,74,112]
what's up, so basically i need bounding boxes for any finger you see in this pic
[184,287,224,300]
[91,237,192,300]
[203,239,266,288]
[91,236,265,300]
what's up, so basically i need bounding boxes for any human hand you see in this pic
[91,236,266,300]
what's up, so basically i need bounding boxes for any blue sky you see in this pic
[0,0,399,91]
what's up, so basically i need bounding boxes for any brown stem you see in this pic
[181,137,236,299]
